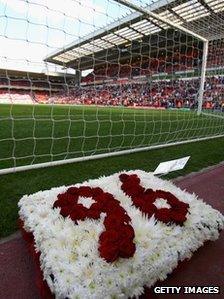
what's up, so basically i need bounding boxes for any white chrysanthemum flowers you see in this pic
[19,170,224,299]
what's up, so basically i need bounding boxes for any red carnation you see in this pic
[104,214,125,230]
[86,202,101,219]
[101,198,121,213]
[144,193,157,204]
[60,206,71,217]
[54,193,75,208]
[155,208,171,223]
[99,243,119,262]
[166,196,180,206]
[156,191,180,207]
[96,193,114,206]
[170,211,187,224]
[78,186,93,197]
[119,173,129,182]
[144,188,154,196]
[177,201,189,211]
[99,229,120,245]
[67,187,79,195]
[70,204,88,221]
[141,202,156,216]
[122,184,144,197]
[128,174,140,183]
[92,187,104,196]
[120,224,135,240]
[119,242,136,258]
[87,208,101,219]
[132,196,145,208]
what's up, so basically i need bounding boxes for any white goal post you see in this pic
[0,0,224,175]
[114,0,209,115]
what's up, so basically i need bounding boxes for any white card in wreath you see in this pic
[154,156,190,175]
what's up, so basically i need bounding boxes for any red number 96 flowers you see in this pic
[53,173,189,263]
[119,173,189,225]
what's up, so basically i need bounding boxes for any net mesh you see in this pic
[0,0,224,172]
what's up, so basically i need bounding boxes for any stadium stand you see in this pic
[0,68,75,104]
[45,41,223,109]
[1,72,223,109]
[82,48,200,82]
[46,75,224,110]
[0,41,223,108]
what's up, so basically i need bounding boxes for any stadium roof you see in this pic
[0,68,74,80]
[45,0,224,70]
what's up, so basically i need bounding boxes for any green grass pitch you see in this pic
[1,104,224,170]
[0,103,224,238]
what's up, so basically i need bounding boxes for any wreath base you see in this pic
[19,218,195,299]
[18,219,54,299]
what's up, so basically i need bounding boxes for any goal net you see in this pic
[0,0,224,174]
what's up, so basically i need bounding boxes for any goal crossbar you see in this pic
[114,0,209,118]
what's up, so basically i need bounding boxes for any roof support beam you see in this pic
[127,25,145,37]
[197,0,215,14]
[99,37,118,47]
[112,31,130,42]
[167,7,186,24]
[113,0,208,42]
[144,17,165,31]
[88,41,109,51]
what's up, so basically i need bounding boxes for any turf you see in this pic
[0,104,224,238]
[1,104,224,169]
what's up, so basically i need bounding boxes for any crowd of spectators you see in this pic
[207,41,224,68]
[47,76,224,111]
[0,89,55,104]
[1,76,223,110]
